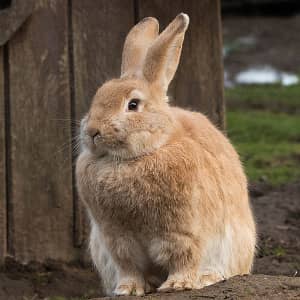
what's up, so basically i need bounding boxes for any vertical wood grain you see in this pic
[138,0,225,128]
[72,0,134,247]
[8,0,75,262]
[0,47,6,264]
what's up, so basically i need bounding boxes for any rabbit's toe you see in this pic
[113,279,145,296]
[158,276,200,292]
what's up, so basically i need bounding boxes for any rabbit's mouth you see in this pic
[79,115,125,153]
[89,134,128,154]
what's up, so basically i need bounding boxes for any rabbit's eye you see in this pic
[127,99,140,111]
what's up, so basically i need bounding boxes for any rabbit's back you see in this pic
[171,106,249,205]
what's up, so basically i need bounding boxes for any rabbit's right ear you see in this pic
[143,13,189,92]
[121,17,159,78]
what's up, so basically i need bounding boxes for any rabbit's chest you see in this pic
[84,157,193,232]
[95,166,169,224]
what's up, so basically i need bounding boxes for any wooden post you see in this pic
[72,0,135,247]
[138,0,225,128]
[7,0,75,262]
[0,47,6,264]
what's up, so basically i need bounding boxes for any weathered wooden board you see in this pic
[72,0,135,247]
[0,47,6,263]
[0,0,34,46]
[138,0,225,128]
[8,0,75,262]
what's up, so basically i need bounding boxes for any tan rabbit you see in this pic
[76,13,256,296]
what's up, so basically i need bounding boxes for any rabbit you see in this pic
[76,13,256,297]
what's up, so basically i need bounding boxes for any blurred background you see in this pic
[223,0,300,185]
[0,1,299,299]
[222,0,300,285]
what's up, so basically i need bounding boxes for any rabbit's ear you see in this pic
[121,17,159,78]
[143,13,189,92]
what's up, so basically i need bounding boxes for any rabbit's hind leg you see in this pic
[151,236,203,292]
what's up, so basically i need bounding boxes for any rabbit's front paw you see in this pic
[157,274,201,292]
[113,277,146,296]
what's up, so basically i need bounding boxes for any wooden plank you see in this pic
[0,46,6,264]
[8,0,75,262]
[138,0,225,128]
[72,0,134,247]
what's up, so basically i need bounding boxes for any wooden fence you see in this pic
[0,0,224,265]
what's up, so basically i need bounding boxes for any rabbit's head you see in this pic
[81,14,189,159]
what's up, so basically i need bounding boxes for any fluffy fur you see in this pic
[76,13,256,296]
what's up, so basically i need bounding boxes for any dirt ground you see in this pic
[1,15,300,300]
[251,182,300,277]
[94,275,300,300]
[0,182,299,300]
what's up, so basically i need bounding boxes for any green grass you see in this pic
[235,142,300,185]
[225,84,300,113]
[227,110,300,143]
[259,245,286,257]
[226,85,300,186]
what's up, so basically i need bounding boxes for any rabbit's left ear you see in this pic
[121,17,159,78]
[143,13,189,92]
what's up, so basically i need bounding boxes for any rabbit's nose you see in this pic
[86,127,101,142]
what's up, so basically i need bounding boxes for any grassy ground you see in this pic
[226,84,300,185]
